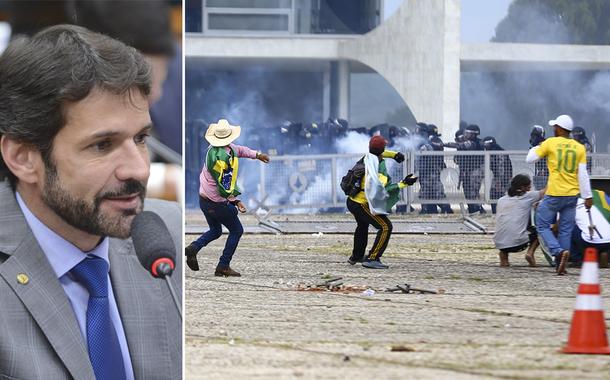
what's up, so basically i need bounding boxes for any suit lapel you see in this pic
[109,238,172,379]
[0,234,94,379]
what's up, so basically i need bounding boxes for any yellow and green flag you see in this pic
[206,146,241,198]
[592,189,610,222]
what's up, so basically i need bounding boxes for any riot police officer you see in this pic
[415,123,437,214]
[483,136,513,214]
[571,126,593,173]
[530,125,548,190]
[428,124,453,214]
[446,124,485,214]
[571,126,593,152]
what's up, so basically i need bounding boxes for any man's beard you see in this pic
[42,163,146,239]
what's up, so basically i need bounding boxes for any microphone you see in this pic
[131,211,182,319]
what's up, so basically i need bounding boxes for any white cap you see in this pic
[548,114,574,131]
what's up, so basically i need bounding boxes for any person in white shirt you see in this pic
[570,194,610,268]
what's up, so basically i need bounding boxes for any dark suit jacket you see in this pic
[0,181,182,379]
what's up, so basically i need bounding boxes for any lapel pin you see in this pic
[17,273,29,285]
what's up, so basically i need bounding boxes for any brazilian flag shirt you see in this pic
[199,143,258,202]
[207,146,240,198]
[534,136,587,196]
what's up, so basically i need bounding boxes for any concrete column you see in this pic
[322,65,331,120]
[337,60,350,120]
[329,60,350,119]
[340,0,461,137]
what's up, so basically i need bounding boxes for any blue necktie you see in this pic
[71,256,126,380]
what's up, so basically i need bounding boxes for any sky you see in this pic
[384,0,512,43]
[461,0,512,42]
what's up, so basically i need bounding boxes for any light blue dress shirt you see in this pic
[16,193,135,380]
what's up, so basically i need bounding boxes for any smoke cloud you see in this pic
[462,0,610,153]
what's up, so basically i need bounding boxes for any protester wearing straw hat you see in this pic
[526,114,593,275]
[186,119,270,276]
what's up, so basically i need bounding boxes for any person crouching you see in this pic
[493,174,544,267]
[346,135,417,269]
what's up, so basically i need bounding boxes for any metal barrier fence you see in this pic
[186,151,610,212]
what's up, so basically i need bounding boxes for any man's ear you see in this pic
[0,136,43,184]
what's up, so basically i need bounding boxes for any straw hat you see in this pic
[205,119,241,147]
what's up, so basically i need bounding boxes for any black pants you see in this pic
[571,225,610,265]
[346,198,393,261]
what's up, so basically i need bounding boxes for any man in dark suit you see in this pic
[0,25,181,379]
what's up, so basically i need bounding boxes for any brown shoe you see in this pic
[556,250,569,275]
[185,244,200,271]
[499,251,509,267]
[215,266,241,277]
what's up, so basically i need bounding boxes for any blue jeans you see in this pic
[535,195,577,258]
[191,196,244,267]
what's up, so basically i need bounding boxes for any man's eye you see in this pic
[91,140,112,152]
[135,132,150,144]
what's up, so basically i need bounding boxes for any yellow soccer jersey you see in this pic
[535,136,586,196]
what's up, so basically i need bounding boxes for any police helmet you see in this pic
[428,124,440,137]
[454,129,465,143]
[530,125,545,138]
[464,124,480,140]
[571,126,586,139]
[415,122,429,136]
[482,136,496,147]
[465,124,480,135]
[529,125,545,146]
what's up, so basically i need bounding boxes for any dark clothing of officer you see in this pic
[529,125,548,190]
[483,136,513,214]
[451,125,485,214]
[572,126,593,174]
[428,126,453,213]
[415,124,434,213]
[415,124,452,214]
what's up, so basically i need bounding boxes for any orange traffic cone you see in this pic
[562,247,610,354]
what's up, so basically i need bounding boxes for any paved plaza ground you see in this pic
[185,213,610,379]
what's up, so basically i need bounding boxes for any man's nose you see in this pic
[115,142,150,183]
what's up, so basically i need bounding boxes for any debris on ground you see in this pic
[390,345,416,352]
[288,277,443,295]
[385,284,440,294]
[291,275,370,292]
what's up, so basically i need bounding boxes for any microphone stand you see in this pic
[156,262,183,320]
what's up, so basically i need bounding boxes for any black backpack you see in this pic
[340,158,365,197]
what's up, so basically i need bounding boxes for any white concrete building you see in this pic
[186,0,610,137]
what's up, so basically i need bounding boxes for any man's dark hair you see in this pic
[70,0,175,56]
[0,24,151,187]
[507,174,531,197]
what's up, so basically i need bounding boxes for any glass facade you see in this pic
[186,0,382,35]
[185,0,203,32]
[208,13,289,31]
[207,0,292,8]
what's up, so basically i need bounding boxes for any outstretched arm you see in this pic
[525,146,541,163]
[230,143,270,163]
[382,150,405,163]
[256,152,270,163]
[578,163,593,208]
